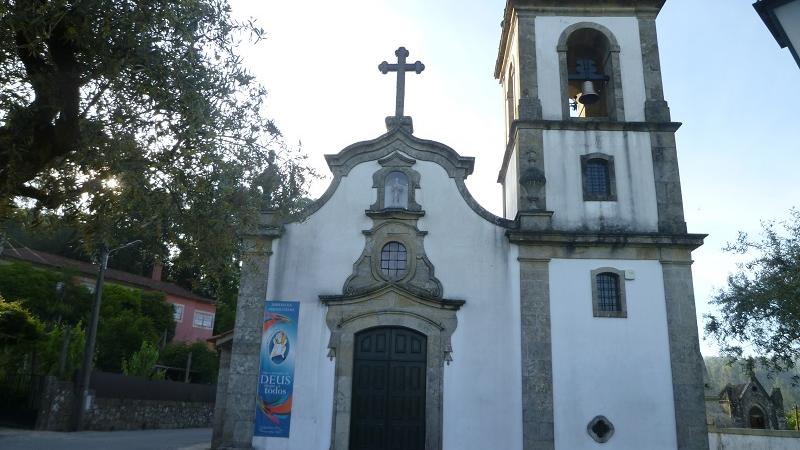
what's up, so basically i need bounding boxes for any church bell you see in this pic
[578,80,600,105]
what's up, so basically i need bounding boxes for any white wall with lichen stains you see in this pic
[544,129,658,232]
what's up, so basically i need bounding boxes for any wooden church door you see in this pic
[350,327,427,450]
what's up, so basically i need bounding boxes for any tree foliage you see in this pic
[122,340,162,379]
[159,340,218,384]
[705,209,800,374]
[95,283,174,372]
[704,356,800,406]
[37,323,85,379]
[0,0,314,294]
[0,295,43,347]
[0,260,91,325]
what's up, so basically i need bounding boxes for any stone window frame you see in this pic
[370,234,418,285]
[378,240,409,281]
[322,288,460,450]
[581,153,617,202]
[590,267,627,318]
[557,22,625,122]
[587,415,615,443]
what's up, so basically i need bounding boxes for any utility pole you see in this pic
[72,240,141,430]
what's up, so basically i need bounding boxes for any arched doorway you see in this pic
[350,327,427,450]
[748,405,766,429]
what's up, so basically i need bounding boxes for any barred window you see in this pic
[585,159,610,197]
[581,154,616,201]
[596,272,620,312]
[380,241,407,279]
[591,268,627,318]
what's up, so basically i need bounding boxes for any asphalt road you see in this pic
[0,427,211,450]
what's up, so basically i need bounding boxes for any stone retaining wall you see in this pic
[35,376,214,431]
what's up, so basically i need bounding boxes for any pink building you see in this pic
[2,248,216,343]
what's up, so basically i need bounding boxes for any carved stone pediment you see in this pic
[340,221,443,299]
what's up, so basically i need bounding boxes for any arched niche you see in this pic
[557,22,625,121]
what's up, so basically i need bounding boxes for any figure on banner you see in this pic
[270,330,289,364]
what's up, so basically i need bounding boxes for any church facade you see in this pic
[214,1,709,449]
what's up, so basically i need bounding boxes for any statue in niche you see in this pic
[384,171,409,209]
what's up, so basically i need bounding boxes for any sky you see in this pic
[228,0,800,356]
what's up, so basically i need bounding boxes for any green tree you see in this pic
[0,0,314,297]
[788,407,799,431]
[0,261,92,325]
[36,323,85,379]
[122,340,161,379]
[159,341,218,384]
[705,209,800,375]
[0,296,43,348]
[94,283,174,372]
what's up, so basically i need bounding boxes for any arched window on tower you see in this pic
[561,26,622,120]
[581,153,616,201]
[590,268,627,318]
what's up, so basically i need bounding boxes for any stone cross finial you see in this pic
[379,47,425,117]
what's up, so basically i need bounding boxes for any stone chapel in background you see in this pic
[213,1,709,449]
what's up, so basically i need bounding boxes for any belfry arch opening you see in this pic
[561,26,621,120]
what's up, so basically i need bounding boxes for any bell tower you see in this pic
[497,0,682,234]
[497,2,709,450]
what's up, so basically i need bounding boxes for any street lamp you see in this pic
[73,239,142,431]
[754,0,800,69]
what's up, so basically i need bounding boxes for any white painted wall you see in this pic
[534,16,647,121]
[544,129,658,232]
[549,259,677,450]
[417,161,522,450]
[253,160,375,450]
[255,155,522,450]
[708,431,800,450]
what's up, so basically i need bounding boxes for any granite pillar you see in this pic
[217,212,282,450]
[519,255,555,450]
[662,257,710,450]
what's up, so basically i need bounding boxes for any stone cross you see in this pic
[379,47,425,117]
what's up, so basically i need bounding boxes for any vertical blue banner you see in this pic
[254,301,299,438]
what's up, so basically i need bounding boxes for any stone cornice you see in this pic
[507,230,706,250]
[495,0,666,78]
[320,284,465,311]
[324,127,475,178]
[497,119,682,183]
[239,211,284,240]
